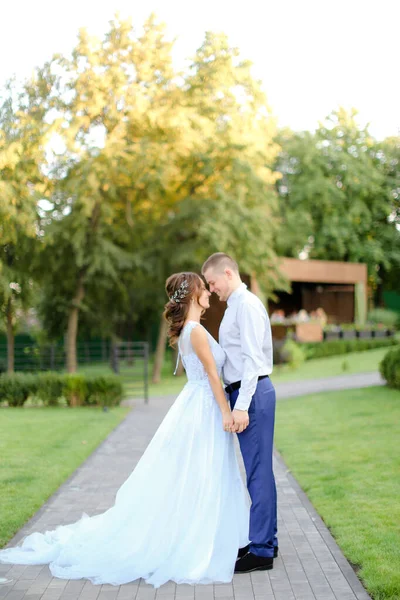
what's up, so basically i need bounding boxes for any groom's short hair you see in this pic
[201,253,239,275]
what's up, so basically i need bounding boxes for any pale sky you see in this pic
[1,0,399,140]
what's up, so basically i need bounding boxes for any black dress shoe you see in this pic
[237,544,250,559]
[237,545,278,559]
[234,552,274,573]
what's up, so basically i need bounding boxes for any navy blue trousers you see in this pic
[229,377,278,558]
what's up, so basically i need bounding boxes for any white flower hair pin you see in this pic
[170,280,189,303]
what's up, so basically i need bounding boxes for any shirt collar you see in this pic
[227,282,247,306]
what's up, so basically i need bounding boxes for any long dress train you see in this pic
[0,321,249,588]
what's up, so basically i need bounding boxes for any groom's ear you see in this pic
[225,268,233,279]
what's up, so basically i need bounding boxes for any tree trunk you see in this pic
[152,315,168,384]
[6,298,14,374]
[66,275,85,373]
[65,201,100,374]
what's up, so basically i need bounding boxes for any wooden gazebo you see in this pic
[202,257,368,342]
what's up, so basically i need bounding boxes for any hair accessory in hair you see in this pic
[170,280,189,303]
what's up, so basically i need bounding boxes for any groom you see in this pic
[202,253,278,573]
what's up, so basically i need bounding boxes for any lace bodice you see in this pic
[176,321,226,382]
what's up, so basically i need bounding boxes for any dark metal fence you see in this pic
[0,340,150,403]
[0,341,113,371]
[111,341,149,403]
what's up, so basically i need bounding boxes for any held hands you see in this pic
[232,409,249,433]
[222,409,249,433]
[222,411,235,433]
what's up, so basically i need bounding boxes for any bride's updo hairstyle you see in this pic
[164,272,204,345]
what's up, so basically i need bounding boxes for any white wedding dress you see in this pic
[0,321,250,588]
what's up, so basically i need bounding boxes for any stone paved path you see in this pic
[0,376,374,600]
[274,371,384,400]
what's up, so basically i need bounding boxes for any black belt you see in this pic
[225,375,269,395]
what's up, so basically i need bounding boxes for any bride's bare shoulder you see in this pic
[190,322,207,340]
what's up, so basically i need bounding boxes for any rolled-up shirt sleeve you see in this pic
[234,303,267,411]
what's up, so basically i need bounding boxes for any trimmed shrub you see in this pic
[85,376,123,407]
[36,372,64,406]
[0,373,38,407]
[62,375,88,407]
[0,373,123,407]
[302,337,398,360]
[380,346,400,389]
[368,308,399,329]
[280,339,306,370]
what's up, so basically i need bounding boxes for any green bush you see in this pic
[0,373,123,407]
[280,339,306,369]
[36,372,64,406]
[0,373,38,407]
[303,337,398,360]
[63,375,87,407]
[86,376,123,407]
[367,308,399,329]
[380,346,400,389]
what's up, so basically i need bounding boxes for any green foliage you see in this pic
[303,337,398,360]
[0,373,123,407]
[35,372,64,406]
[0,373,38,406]
[62,375,87,407]
[0,80,47,362]
[16,16,283,360]
[367,308,400,329]
[280,339,306,369]
[380,346,400,389]
[0,78,49,246]
[275,111,400,289]
[2,15,400,375]
[85,376,123,407]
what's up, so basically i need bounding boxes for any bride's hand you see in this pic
[222,411,235,433]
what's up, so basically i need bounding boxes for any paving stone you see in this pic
[3,592,26,600]
[0,386,374,600]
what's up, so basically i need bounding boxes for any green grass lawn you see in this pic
[78,346,393,400]
[272,346,392,383]
[112,346,392,399]
[275,386,400,600]
[0,406,130,548]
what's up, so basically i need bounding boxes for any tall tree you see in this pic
[275,109,400,289]
[36,15,192,372]
[147,32,285,380]
[2,17,286,378]
[34,19,285,375]
[375,135,400,297]
[0,78,50,371]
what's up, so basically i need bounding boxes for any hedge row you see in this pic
[380,346,400,390]
[301,337,399,360]
[0,373,123,407]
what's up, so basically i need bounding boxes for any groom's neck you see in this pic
[226,279,243,300]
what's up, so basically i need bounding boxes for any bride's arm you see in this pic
[190,326,234,432]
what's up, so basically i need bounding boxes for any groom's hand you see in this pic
[232,409,249,433]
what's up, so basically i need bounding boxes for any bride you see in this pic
[0,272,250,588]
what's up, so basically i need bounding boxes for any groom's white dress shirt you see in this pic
[219,283,273,411]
